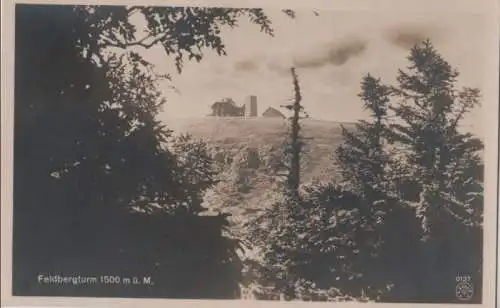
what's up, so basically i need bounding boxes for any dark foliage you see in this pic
[246,41,483,303]
[281,67,306,200]
[333,41,483,302]
[386,40,483,302]
[12,4,279,298]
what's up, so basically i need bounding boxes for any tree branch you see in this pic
[100,32,171,49]
[450,103,469,130]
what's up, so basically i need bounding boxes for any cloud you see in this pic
[264,38,369,76]
[293,38,368,69]
[384,24,441,50]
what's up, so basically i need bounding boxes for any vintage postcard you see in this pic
[1,0,498,307]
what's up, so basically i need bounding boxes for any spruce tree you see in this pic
[334,75,391,296]
[281,67,306,201]
[388,40,483,232]
[334,74,420,300]
[387,40,483,301]
[336,74,391,197]
[245,68,310,300]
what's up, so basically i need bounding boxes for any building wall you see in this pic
[211,102,245,117]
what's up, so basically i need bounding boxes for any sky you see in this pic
[135,6,495,137]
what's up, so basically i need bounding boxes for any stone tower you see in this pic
[245,95,258,117]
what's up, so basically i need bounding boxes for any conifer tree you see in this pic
[386,40,483,301]
[245,68,310,300]
[388,40,483,232]
[281,67,306,201]
[333,74,422,300]
[334,75,392,296]
[336,74,391,198]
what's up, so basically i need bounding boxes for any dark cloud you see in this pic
[265,38,368,75]
[384,24,441,50]
[293,39,368,69]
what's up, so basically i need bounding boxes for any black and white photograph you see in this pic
[1,0,499,306]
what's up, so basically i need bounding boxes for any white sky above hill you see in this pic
[135,3,496,137]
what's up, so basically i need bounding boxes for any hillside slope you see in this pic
[165,117,354,232]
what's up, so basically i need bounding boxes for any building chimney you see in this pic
[245,95,258,117]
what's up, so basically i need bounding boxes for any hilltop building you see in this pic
[210,95,258,117]
[211,98,245,117]
[209,96,286,119]
[262,106,285,119]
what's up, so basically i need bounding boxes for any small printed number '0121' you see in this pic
[100,276,121,284]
